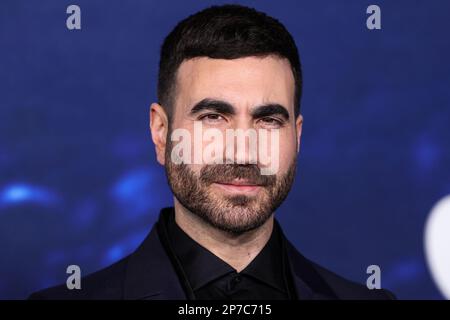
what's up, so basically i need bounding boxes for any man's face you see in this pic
[153,56,303,234]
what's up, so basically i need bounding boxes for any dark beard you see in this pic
[164,140,297,235]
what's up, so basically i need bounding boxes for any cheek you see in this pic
[276,132,297,170]
[190,163,203,172]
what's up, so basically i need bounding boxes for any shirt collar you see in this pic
[165,207,287,293]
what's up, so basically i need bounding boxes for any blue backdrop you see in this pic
[1,0,449,299]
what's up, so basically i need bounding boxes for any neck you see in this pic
[173,198,274,272]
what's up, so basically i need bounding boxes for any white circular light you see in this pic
[424,195,450,299]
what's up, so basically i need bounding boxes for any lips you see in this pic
[213,179,263,194]
[215,179,261,186]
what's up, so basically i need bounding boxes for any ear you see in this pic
[149,103,169,165]
[295,114,303,154]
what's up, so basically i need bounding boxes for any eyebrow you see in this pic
[189,98,290,120]
[189,99,235,116]
[251,103,290,121]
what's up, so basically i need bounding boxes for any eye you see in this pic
[199,113,226,124]
[258,117,283,128]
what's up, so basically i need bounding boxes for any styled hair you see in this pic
[157,4,302,119]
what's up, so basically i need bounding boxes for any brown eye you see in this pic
[199,113,225,123]
[259,117,283,128]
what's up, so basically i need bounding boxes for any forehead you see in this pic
[174,56,295,114]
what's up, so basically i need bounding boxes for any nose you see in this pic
[225,116,258,165]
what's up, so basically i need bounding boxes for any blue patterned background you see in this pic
[0,0,449,299]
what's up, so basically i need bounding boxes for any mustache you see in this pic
[199,164,276,186]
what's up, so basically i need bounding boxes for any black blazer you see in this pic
[29,209,395,300]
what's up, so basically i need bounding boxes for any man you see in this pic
[30,4,394,300]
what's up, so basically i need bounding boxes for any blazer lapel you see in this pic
[284,236,338,300]
[123,225,186,300]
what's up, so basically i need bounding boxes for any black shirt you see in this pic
[163,209,296,300]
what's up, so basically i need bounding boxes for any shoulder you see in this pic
[28,256,129,300]
[311,261,396,300]
[285,239,396,300]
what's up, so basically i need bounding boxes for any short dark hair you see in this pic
[157,4,302,120]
